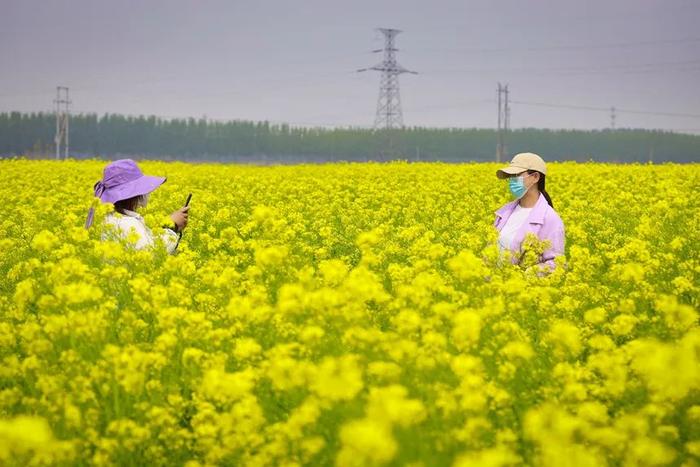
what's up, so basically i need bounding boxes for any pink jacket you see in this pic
[494,192,566,270]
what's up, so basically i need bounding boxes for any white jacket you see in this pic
[102,209,179,254]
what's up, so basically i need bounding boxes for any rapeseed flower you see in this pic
[0,159,698,465]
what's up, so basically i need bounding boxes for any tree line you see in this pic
[0,111,698,162]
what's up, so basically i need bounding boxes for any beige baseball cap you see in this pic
[496,152,547,179]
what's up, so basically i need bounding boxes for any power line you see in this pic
[615,108,700,119]
[403,99,493,112]
[419,37,700,54]
[426,59,700,76]
[510,100,700,119]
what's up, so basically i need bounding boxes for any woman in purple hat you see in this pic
[85,159,189,254]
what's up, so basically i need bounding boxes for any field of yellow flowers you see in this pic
[1,158,698,466]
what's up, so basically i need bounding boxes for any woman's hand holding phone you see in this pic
[170,206,190,232]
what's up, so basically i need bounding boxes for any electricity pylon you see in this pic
[358,28,417,130]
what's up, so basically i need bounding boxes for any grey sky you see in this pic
[1,0,699,132]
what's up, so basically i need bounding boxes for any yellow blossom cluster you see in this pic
[0,158,698,466]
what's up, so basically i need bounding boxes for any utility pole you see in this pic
[505,84,511,136]
[497,84,502,162]
[54,86,71,160]
[610,106,616,130]
[496,83,510,162]
[358,28,417,130]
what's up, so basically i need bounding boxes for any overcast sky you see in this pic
[1,0,699,132]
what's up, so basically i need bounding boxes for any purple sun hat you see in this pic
[85,159,166,228]
[93,159,166,203]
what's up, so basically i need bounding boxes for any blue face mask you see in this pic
[508,175,528,199]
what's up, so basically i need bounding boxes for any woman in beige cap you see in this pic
[494,152,565,271]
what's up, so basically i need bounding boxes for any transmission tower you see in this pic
[496,83,510,162]
[54,86,71,160]
[610,106,616,130]
[358,28,417,130]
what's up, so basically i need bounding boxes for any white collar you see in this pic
[117,208,143,220]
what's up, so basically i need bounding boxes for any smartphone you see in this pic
[175,193,193,249]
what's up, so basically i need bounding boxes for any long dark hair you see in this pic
[527,170,553,208]
[114,195,142,214]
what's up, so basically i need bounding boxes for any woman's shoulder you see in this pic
[543,203,564,228]
[104,212,142,229]
[495,198,519,216]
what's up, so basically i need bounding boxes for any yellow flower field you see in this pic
[0,158,698,466]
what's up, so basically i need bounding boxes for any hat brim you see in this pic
[100,175,166,203]
[496,166,528,179]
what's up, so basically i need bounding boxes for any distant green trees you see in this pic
[0,111,697,162]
